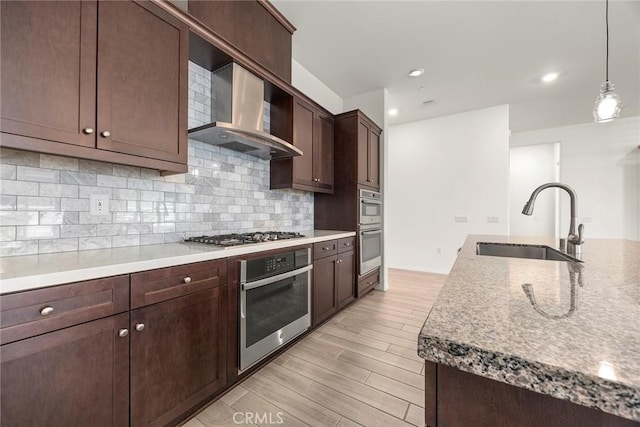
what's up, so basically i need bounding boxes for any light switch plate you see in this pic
[90,194,109,216]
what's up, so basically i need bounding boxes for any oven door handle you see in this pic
[360,229,382,235]
[361,199,382,205]
[242,265,313,291]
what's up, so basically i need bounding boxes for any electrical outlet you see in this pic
[436,248,442,254]
[454,216,468,223]
[487,216,499,223]
[90,194,110,216]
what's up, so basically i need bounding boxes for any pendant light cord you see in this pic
[606,0,609,82]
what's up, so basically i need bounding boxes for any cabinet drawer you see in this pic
[314,240,338,260]
[357,267,380,297]
[131,259,227,308]
[0,275,129,345]
[338,237,355,254]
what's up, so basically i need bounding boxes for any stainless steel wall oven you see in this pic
[239,247,312,372]
[358,225,382,274]
[358,189,382,275]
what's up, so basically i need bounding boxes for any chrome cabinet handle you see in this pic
[40,306,54,316]
[100,130,110,138]
[343,242,351,246]
[183,276,192,284]
[135,323,145,332]
[82,127,94,135]
[367,281,374,285]
[336,259,342,264]
[118,328,129,338]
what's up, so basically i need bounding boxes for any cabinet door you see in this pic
[313,255,338,326]
[1,313,129,427]
[368,128,381,189]
[130,287,227,427]
[0,0,97,148]
[314,113,334,191]
[96,0,187,164]
[357,120,370,186]
[336,251,356,309]
[292,100,315,187]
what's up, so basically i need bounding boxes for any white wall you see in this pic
[291,59,343,114]
[387,105,510,274]
[511,116,640,241]
[343,89,386,128]
[509,143,560,238]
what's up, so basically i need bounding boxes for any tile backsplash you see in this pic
[0,62,313,257]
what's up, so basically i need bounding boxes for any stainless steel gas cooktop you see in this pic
[184,232,305,247]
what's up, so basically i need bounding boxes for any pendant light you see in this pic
[593,0,622,123]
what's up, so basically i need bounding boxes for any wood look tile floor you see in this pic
[183,269,446,427]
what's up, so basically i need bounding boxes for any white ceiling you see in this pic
[272,0,640,132]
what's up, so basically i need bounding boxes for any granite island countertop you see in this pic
[418,235,640,422]
[0,229,354,294]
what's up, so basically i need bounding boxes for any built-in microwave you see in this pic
[359,189,382,225]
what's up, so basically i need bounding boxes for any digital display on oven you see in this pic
[244,248,309,282]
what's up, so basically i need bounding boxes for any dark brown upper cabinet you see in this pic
[270,97,334,193]
[0,1,188,174]
[188,0,295,83]
[96,1,188,167]
[315,110,382,231]
[356,117,381,190]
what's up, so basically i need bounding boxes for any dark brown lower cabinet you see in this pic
[130,287,227,427]
[425,361,638,427]
[336,250,356,310]
[313,242,355,326]
[313,254,338,326]
[0,313,130,427]
[357,267,380,298]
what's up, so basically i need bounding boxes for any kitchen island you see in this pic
[418,235,639,426]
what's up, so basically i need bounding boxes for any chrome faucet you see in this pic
[522,182,584,257]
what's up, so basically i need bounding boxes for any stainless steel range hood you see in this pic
[188,63,302,160]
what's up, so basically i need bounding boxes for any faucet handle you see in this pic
[577,223,585,244]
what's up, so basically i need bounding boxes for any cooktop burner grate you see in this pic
[185,232,305,247]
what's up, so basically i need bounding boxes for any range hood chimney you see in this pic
[188,63,302,160]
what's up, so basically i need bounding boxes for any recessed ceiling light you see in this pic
[388,108,399,116]
[408,68,424,77]
[541,72,559,83]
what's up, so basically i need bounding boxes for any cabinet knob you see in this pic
[367,281,374,285]
[82,127,94,135]
[183,276,192,284]
[344,242,351,246]
[100,130,111,138]
[40,306,54,316]
[336,259,342,264]
[135,323,145,332]
[314,178,320,182]
[118,328,129,338]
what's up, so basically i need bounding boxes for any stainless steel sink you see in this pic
[476,242,582,262]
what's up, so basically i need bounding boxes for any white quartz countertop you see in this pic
[418,235,640,422]
[0,230,355,294]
